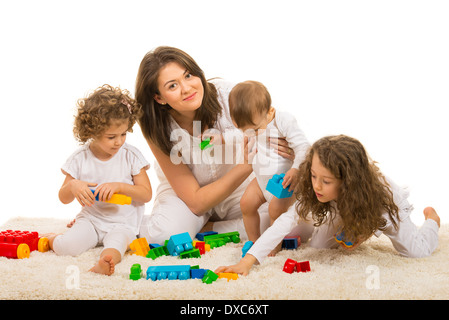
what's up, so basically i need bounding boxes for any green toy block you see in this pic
[203,231,240,249]
[179,248,201,259]
[129,263,142,280]
[202,269,219,284]
[146,245,170,260]
[200,137,212,150]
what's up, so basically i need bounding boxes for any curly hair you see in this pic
[73,84,143,144]
[295,135,400,242]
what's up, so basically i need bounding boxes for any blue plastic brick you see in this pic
[166,232,194,256]
[195,231,218,241]
[146,265,191,281]
[266,173,293,198]
[242,241,253,257]
[191,268,207,279]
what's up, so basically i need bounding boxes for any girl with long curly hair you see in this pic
[216,135,440,275]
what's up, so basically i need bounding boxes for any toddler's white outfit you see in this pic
[252,110,310,202]
[248,177,439,262]
[53,142,150,257]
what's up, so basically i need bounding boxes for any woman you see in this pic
[135,46,294,243]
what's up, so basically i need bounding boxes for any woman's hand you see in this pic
[243,135,257,165]
[269,137,294,160]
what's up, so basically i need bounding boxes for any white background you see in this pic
[1,0,448,227]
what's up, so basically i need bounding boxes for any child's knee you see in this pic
[52,234,93,257]
[240,195,263,216]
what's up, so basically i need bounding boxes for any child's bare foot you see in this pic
[90,255,115,276]
[268,242,282,257]
[423,207,440,227]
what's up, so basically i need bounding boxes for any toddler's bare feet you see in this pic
[268,242,282,257]
[90,255,115,276]
[423,207,440,227]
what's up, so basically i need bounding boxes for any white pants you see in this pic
[52,217,136,257]
[139,186,271,244]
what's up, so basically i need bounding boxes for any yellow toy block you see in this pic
[218,272,239,281]
[129,238,150,257]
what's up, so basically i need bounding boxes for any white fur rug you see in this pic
[1,217,448,300]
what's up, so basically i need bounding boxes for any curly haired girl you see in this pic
[216,135,440,275]
[48,85,152,276]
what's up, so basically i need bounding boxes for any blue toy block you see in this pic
[195,231,218,241]
[166,232,194,256]
[241,241,253,257]
[282,237,298,249]
[146,265,191,281]
[149,243,161,249]
[266,173,293,198]
[191,268,207,279]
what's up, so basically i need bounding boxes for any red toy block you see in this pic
[0,230,49,259]
[283,258,311,273]
[283,258,297,274]
[194,241,206,255]
[296,260,311,272]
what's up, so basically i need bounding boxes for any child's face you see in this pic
[90,121,128,160]
[154,61,204,116]
[236,108,274,136]
[311,153,342,203]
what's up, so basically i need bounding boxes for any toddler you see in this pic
[48,85,152,275]
[228,80,310,252]
[216,135,440,275]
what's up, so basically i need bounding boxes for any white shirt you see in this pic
[62,142,150,235]
[252,110,310,201]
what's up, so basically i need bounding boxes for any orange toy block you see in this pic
[129,238,150,257]
[218,272,239,281]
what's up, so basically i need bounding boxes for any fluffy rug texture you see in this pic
[0,217,448,300]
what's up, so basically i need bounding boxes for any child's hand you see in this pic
[243,135,257,165]
[282,168,299,192]
[69,180,97,207]
[214,254,257,276]
[94,182,123,202]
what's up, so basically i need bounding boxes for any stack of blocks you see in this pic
[0,230,49,259]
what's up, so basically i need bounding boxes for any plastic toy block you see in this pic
[90,189,132,205]
[203,231,241,249]
[334,231,354,248]
[129,238,150,257]
[179,248,201,259]
[191,268,207,279]
[266,173,293,199]
[167,232,194,256]
[283,258,297,274]
[218,272,239,281]
[149,243,161,249]
[202,270,219,284]
[0,230,49,259]
[296,261,311,273]
[282,236,301,250]
[146,265,191,281]
[200,137,213,150]
[195,231,218,241]
[242,241,253,257]
[146,245,170,260]
[283,258,311,273]
[193,241,206,254]
[129,263,142,280]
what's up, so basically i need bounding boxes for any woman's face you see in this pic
[154,61,204,116]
